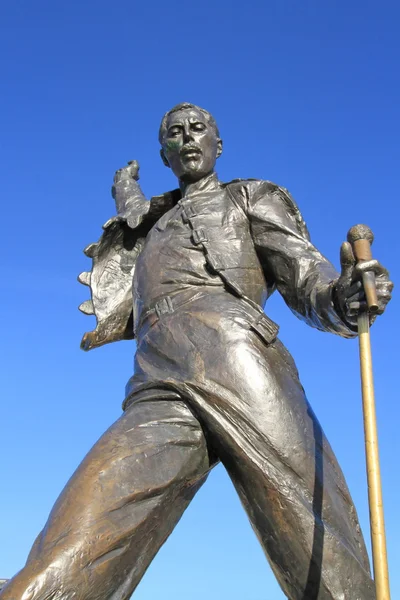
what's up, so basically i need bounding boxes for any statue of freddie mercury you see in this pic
[1,103,393,600]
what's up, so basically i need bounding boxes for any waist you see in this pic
[134,287,228,335]
[134,286,279,349]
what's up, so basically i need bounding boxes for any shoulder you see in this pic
[223,178,295,204]
[222,178,275,212]
[223,178,277,196]
[148,188,181,220]
[224,178,310,241]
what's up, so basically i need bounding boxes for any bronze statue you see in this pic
[1,103,393,600]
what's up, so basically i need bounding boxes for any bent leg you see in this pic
[1,399,211,600]
[210,338,375,599]
[168,321,375,599]
[117,295,375,599]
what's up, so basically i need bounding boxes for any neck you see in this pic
[179,171,219,196]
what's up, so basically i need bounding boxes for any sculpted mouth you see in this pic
[180,147,202,159]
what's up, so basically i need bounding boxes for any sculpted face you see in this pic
[160,107,222,183]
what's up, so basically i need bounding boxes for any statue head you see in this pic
[159,103,223,183]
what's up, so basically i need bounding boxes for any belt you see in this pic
[135,289,215,334]
[135,287,279,347]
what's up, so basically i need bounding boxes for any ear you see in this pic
[216,138,223,159]
[160,148,170,168]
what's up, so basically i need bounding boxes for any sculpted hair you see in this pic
[158,102,220,144]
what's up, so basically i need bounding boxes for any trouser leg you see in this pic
[164,326,374,600]
[1,399,211,600]
[121,295,376,599]
[206,338,375,600]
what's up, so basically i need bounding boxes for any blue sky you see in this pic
[0,1,399,598]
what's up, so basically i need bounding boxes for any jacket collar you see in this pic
[147,173,222,222]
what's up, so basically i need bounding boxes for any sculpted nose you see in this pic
[183,126,194,143]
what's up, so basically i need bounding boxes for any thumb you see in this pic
[340,241,356,279]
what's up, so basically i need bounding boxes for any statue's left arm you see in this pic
[244,180,392,337]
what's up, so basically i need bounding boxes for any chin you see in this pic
[182,161,215,181]
[178,164,201,179]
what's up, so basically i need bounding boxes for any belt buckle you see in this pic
[155,296,174,318]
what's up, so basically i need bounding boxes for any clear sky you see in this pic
[0,1,399,598]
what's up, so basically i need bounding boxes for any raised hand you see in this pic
[110,160,149,229]
[334,236,393,327]
[113,160,140,185]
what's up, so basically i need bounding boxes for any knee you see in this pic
[1,559,84,600]
[0,569,47,600]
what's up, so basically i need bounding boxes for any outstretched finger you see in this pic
[340,241,356,281]
[355,259,389,278]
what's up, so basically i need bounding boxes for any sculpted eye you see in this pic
[168,127,182,137]
[192,122,206,132]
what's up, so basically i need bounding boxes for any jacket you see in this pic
[78,178,355,351]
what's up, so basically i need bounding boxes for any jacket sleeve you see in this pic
[78,219,148,351]
[78,188,181,351]
[245,180,356,338]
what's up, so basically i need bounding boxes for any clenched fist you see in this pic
[113,160,140,185]
[110,160,149,229]
[334,240,393,327]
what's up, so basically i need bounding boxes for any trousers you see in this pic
[1,292,375,600]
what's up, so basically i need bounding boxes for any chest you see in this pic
[145,187,250,250]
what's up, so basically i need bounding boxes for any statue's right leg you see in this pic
[1,398,211,600]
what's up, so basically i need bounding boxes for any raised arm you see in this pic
[78,162,150,351]
[78,162,183,350]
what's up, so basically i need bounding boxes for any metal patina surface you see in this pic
[1,104,393,600]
